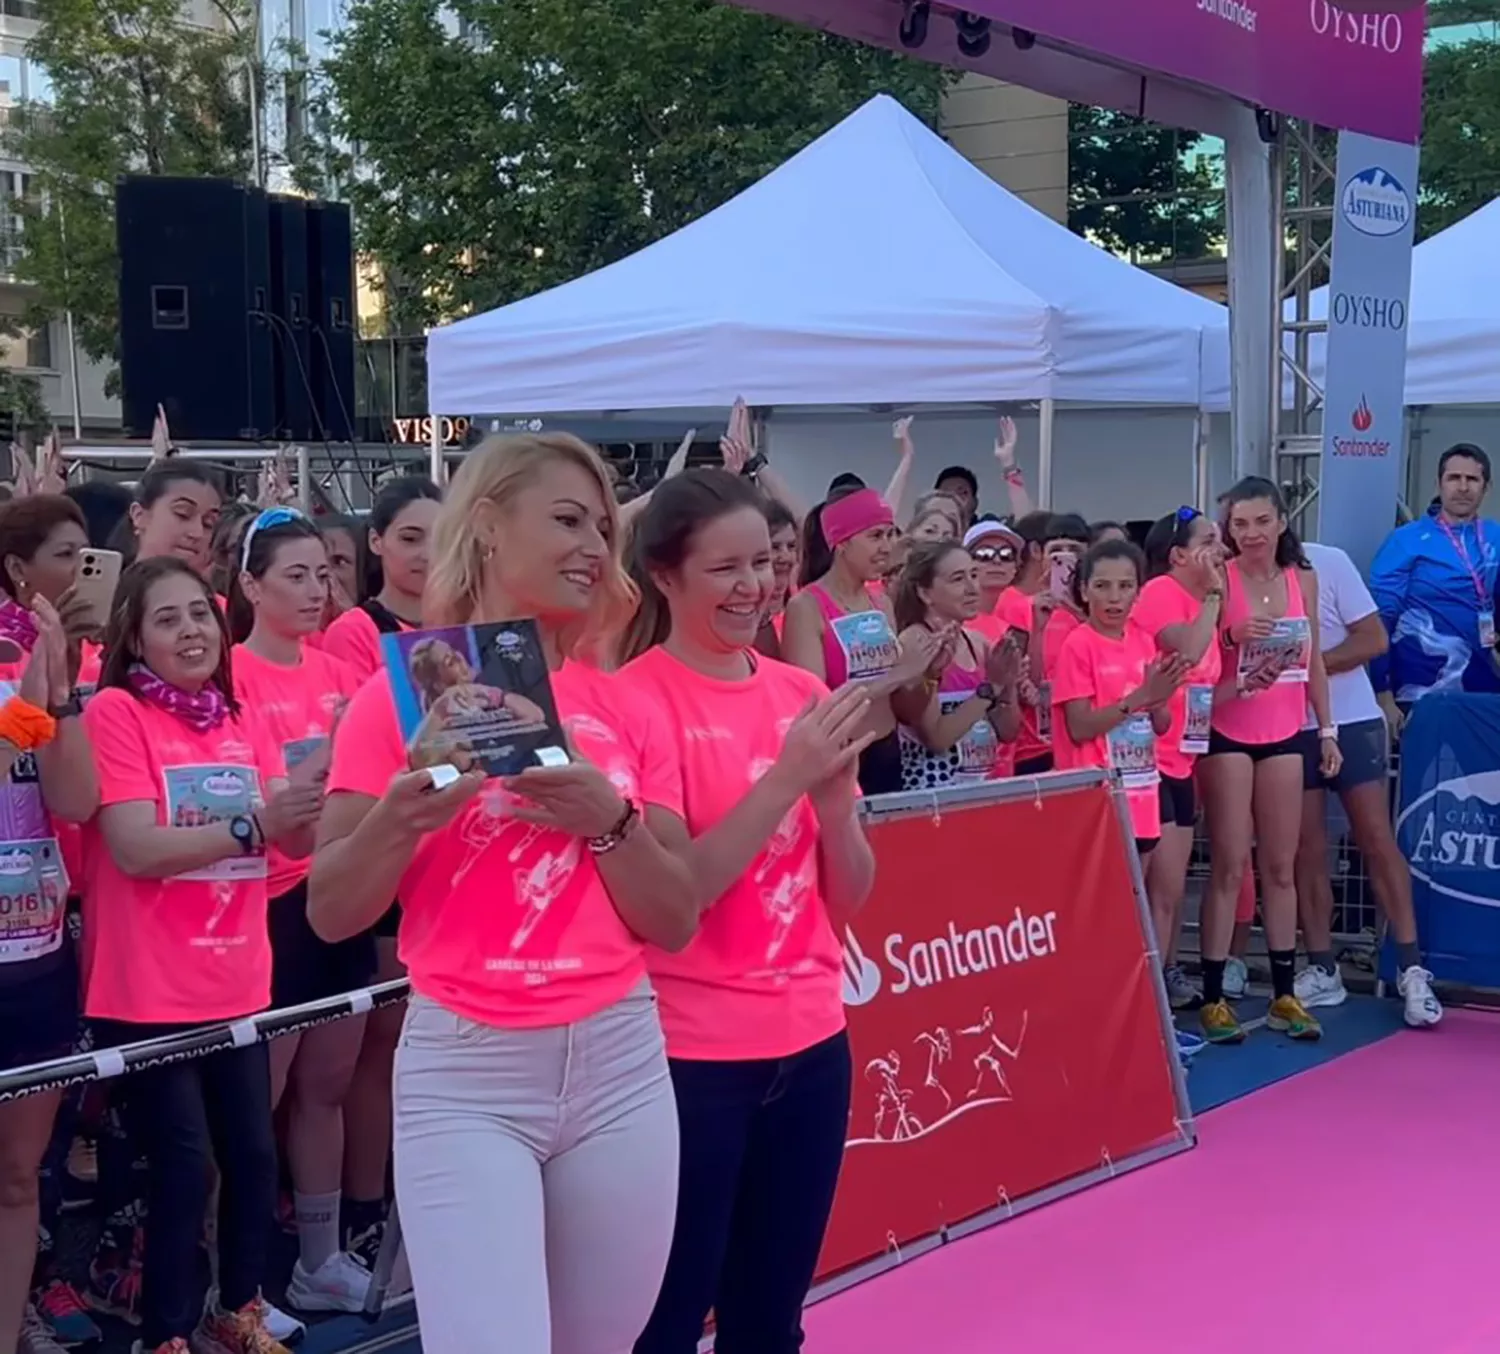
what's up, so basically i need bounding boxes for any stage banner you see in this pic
[818,776,1186,1281]
[1318,130,1418,576]
[1389,692,1500,990]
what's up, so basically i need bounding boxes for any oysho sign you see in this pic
[1308,0,1407,52]
[1340,165,1411,237]
[1331,291,1406,331]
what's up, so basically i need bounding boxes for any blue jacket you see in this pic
[1368,512,1500,699]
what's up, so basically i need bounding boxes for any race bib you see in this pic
[948,695,999,777]
[1108,714,1159,791]
[163,763,266,882]
[1238,616,1312,686]
[1180,684,1213,755]
[0,837,68,964]
[284,736,330,787]
[830,611,898,683]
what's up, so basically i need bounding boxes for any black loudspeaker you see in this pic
[117,177,274,441]
[306,200,356,442]
[267,195,313,441]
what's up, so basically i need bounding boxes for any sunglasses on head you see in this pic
[972,545,1017,563]
[240,505,308,570]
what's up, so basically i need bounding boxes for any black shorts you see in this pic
[1134,837,1159,857]
[1158,773,1198,829]
[372,902,402,939]
[0,944,79,1072]
[1300,716,1389,793]
[858,731,903,797]
[269,879,379,1009]
[1205,728,1305,762]
[1015,753,1055,777]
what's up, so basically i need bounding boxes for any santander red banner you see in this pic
[818,779,1184,1280]
[948,0,1423,144]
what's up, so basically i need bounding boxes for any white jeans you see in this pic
[393,982,679,1353]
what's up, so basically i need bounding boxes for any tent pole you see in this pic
[429,416,445,486]
[1037,398,1056,510]
[1195,412,1211,511]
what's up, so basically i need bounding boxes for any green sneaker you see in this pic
[1200,999,1245,1044]
[1267,995,1322,1041]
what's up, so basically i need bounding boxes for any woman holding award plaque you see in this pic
[310,433,699,1354]
[614,467,876,1354]
[1197,477,1341,1047]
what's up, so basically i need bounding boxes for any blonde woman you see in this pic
[309,434,699,1354]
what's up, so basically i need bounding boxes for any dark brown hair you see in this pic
[98,555,240,715]
[225,512,326,643]
[0,494,86,599]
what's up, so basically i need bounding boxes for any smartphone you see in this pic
[74,548,123,634]
[1048,553,1077,600]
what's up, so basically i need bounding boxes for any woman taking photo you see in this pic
[1136,509,1226,1010]
[614,468,875,1354]
[1198,477,1340,1046]
[1051,539,1189,853]
[0,598,98,1354]
[782,490,930,794]
[311,433,700,1354]
[82,556,322,1354]
[226,508,372,1313]
[892,540,1022,789]
[316,473,440,1264]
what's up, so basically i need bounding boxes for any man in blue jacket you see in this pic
[1370,443,1500,738]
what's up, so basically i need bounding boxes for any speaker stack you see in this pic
[116,177,357,444]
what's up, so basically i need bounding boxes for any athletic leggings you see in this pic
[393,982,679,1354]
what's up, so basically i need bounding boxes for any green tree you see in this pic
[307,0,947,334]
[1420,24,1500,239]
[1066,106,1223,262]
[6,0,256,393]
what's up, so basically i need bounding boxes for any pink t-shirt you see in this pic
[1040,609,1082,756]
[319,606,396,682]
[1214,561,1311,745]
[326,661,663,1029]
[996,588,1050,763]
[81,688,287,1023]
[1051,622,1162,840]
[616,646,845,1061]
[232,643,363,898]
[1132,575,1224,781]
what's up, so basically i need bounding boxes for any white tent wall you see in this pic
[759,406,1235,522]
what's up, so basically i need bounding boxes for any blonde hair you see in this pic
[425,433,638,662]
[908,490,964,534]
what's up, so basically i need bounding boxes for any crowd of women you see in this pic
[0,416,1443,1354]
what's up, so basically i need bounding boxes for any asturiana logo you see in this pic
[1396,769,1500,909]
[201,772,246,797]
[1341,166,1410,238]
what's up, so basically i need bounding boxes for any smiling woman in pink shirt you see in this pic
[613,468,876,1354]
[309,433,699,1354]
[82,556,321,1354]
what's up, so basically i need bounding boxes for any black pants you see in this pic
[635,1030,852,1354]
[93,1021,275,1347]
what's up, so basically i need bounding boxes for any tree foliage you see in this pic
[1066,106,1223,262]
[6,0,255,393]
[306,0,948,334]
[1420,24,1500,239]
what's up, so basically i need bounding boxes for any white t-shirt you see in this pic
[1303,543,1384,729]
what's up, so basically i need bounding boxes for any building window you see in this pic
[0,0,40,20]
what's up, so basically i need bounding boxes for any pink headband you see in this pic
[822,489,894,548]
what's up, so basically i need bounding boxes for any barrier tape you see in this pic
[0,979,411,1103]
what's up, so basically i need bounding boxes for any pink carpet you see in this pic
[804,1011,1500,1353]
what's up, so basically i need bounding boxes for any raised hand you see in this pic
[994,416,1018,469]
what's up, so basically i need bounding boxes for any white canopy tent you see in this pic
[1203,196,1500,413]
[427,93,1230,492]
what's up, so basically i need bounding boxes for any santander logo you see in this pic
[1351,396,1373,432]
[1331,394,1390,458]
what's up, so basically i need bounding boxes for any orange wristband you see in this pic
[0,696,57,752]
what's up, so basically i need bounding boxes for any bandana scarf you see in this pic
[127,663,229,734]
[0,599,39,654]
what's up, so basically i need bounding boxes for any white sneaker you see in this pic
[1398,966,1443,1027]
[1223,956,1249,1001]
[17,1304,68,1354]
[261,1299,306,1346]
[1294,964,1348,1009]
[286,1251,373,1314]
[1164,964,1202,1010]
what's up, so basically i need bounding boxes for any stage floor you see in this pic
[67,993,1492,1354]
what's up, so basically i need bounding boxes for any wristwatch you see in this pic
[49,693,83,719]
[741,453,767,480]
[975,682,998,710]
[587,801,639,856]
[228,814,258,855]
[1318,725,1339,741]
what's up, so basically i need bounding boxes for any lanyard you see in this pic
[1435,516,1492,607]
